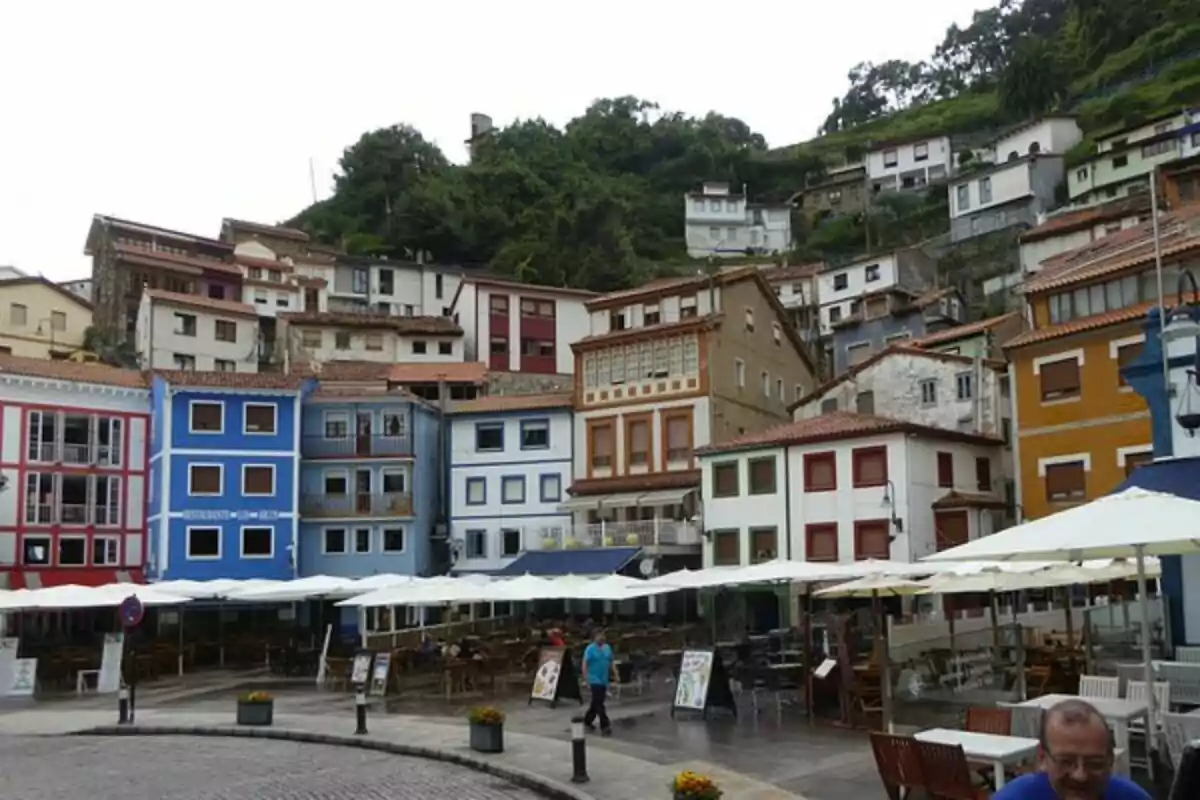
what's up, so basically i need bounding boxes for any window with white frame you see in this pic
[22,536,50,565]
[520,419,550,450]
[324,472,348,495]
[956,372,974,400]
[189,464,222,496]
[465,529,487,558]
[241,527,273,558]
[242,465,274,496]
[95,475,121,526]
[58,537,86,566]
[382,527,405,553]
[501,475,526,504]
[190,401,223,433]
[735,359,745,388]
[353,528,371,554]
[187,527,221,559]
[920,378,938,406]
[381,470,406,495]
[244,403,277,434]
[93,536,120,566]
[382,410,407,438]
[323,528,347,554]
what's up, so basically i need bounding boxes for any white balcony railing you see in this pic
[534,520,702,550]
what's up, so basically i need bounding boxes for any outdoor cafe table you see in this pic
[913,728,1038,790]
[1000,694,1148,754]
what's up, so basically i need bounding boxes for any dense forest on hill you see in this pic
[289,0,1200,292]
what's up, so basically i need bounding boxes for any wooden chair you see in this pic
[966,706,1012,735]
[869,732,925,800]
[1025,664,1053,697]
[914,740,988,800]
[1079,674,1121,699]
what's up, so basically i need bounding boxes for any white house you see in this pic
[816,249,934,334]
[327,256,463,319]
[698,411,1006,568]
[447,393,574,573]
[866,136,954,194]
[449,275,594,375]
[684,181,792,258]
[280,311,464,366]
[948,118,1084,243]
[135,289,261,373]
[1068,109,1200,205]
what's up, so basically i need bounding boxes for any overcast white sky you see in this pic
[0,1,989,281]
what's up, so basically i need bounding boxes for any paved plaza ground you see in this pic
[0,672,897,798]
[0,735,546,800]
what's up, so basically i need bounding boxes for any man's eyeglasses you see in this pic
[1044,749,1112,773]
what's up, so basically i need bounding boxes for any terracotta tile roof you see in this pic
[568,470,701,497]
[0,354,147,389]
[0,276,93,309]
[461,274,599,298]
[932,490,1007,510]
[1003,297,1164,349]
[584,265,762,310]
[450,392,573,415]
[296,360,392,381]
[572,315,719,348]
[760,262,825,283]
[296,275,328,287]
[144,288,258,318]
[910,313,1021,348]
[279,311,461,335]
[310,385,417,401]
[791,345,1005,410]
[700,411,1003,456]
[1023,207,1200,294]
[222,218,310,243]
[153,370,307,390]
[113,243,244,277]
[1019,196,1150,244]
[388,361,488,384]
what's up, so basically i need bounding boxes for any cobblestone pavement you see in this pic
[0,735,545,799]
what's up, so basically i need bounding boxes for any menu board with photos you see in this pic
[369,652,392,697]
[670,648,736,719]
[530,647,564,702]
[350,650,374,686]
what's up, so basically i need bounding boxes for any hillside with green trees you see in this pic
[289,0,1200,293]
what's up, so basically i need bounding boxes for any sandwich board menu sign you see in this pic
[350,650,374,686]
[670,648,736,719]
[528,646,581,707]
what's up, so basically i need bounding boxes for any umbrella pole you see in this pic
[178,607,185,678]
[947,598,959,690]
[803,588,814,723]
[874,591,893,733]
[1063,587,1075,651]
[1136,545,1157,781]
[989,591,1000,688]
[1012,592,1026,700]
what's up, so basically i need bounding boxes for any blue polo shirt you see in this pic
[583,642,613,687]
[993,772,1149,799]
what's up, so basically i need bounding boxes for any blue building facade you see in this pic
[296,391,442,578]
[1122,304,1200,646]
[147,373,312,581]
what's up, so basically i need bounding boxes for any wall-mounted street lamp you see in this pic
[1162,271,1200,435]
[880,479,904,536]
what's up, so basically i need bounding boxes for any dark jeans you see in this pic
[583,683,610,731]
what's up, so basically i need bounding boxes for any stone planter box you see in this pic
[236,700,274,726]
[469,721,503,753]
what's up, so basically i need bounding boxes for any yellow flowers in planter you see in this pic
[467,706,505,726]
[239,691,273,703]
[671,770,722,799]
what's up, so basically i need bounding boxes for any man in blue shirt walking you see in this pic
[582,630,615,735]
[994,698,1149,800]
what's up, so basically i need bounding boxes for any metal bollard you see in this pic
[570,719,589,783]
[354,687,368,735]
[118,687,129,724]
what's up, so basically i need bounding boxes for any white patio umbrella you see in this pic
[0,583,192,611]
[555,574,678,602]
[144,579,282,600]
[923,486,1200,770]
[230,575,361,602]
[643,567,742,589]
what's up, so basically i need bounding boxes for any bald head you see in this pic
[1039,699,1113,750]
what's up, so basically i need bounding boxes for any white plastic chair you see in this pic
[1079,675,1120,699]
[1126,679,1171,731]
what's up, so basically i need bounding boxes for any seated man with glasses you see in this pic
[995,699,1149,799]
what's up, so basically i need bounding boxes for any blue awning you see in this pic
[1112,457,1200,501]
[494,547,641,577]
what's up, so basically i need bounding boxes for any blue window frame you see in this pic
[520,419,550,450]
[500,475,526,504]
[465,476,487,505]
[475,422,504,452]
[539,473,562,503]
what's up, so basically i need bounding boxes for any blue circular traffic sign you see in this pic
[119,594,144,628]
